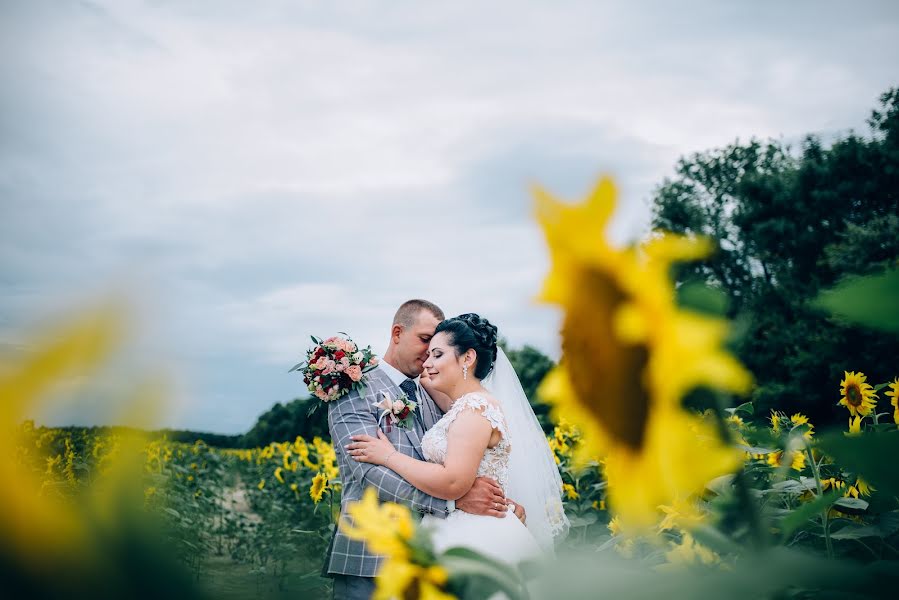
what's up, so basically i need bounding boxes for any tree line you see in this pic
[652,87,899,424]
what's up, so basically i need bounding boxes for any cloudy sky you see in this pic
[2,0,897,433]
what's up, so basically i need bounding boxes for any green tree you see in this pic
[501,341,556,432]
[239,396,329,448]
[652,88,899,424]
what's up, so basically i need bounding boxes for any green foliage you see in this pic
[240,397,329,448]
[652,87,899,424]
[818,430,899,497]
[814,267,899,333]
[500,340,556,432]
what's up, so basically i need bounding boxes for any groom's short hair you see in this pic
[393,299,444,328]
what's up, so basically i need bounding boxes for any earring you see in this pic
[462,364,468,380]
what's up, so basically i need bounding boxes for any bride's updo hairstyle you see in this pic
[434,313,499,379]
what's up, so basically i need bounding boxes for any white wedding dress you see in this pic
[420,391,543,564]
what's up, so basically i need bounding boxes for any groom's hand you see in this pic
[456,477,507,518]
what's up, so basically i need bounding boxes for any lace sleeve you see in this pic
[450,393,508,438]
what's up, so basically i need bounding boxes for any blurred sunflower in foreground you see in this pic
[0,304,202,599]
[534,177,752,530]
[341,488,454,600]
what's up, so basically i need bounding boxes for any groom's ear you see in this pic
[390,324,403,343]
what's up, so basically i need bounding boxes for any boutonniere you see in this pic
[373,391,418,432]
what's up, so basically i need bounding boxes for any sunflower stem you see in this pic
[711,393,766,551]
[805,444,834,559]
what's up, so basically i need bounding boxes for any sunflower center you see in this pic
[847,384,862,407]
[561,267,650,451]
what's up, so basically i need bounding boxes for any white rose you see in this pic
[392,400,405,413]
[352,352,363,363]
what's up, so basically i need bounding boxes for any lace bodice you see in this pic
[421,392,511,490]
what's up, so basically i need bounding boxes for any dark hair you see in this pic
[434,313,498,379]
[393,299,445,328]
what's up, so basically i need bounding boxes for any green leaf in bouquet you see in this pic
[812,267,899,332]
[288,361,306,373]
[817,430,899,496]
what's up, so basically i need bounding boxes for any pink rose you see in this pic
[314,388,329,401]
[369,356,379,366]
[345,365,363,382]
[392,400,404,413]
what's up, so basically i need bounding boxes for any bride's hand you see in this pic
[346,430,396,466]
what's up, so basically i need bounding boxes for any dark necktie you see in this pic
[399,378,424,429]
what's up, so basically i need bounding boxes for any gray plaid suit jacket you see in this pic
[323,366,450,578]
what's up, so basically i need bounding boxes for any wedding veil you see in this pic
[483,348,569,552]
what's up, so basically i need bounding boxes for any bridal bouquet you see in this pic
[290,334,379,403]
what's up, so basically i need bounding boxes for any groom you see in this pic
[324,299,513,600]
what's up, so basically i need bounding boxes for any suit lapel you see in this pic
[417,385,441,430]
[374,369,425,459]
[402,418,424,458]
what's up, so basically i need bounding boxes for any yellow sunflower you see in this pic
[340,488,455,600]
[838,371,877,418]
[534,177,752,529]
[766,450,806,471]
[660,533,720,570]
[789,413,814,440]
[726,414,745,428]
[310,472,328,503]
[770,411,782,434]
[887,378,899,424]
[657,498,707,532]
[855,477,875,497]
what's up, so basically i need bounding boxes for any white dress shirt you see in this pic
[378,359,417,389]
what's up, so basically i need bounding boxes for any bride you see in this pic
[346,313,568,565]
